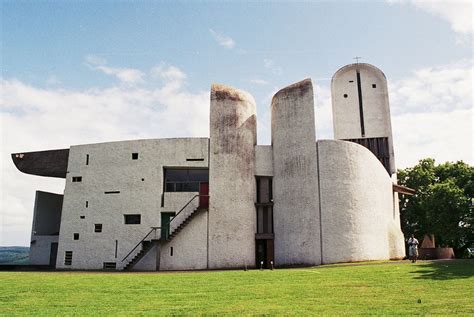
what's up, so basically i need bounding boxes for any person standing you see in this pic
[408,234,419,263]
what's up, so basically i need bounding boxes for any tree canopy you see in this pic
[398,159,473,257]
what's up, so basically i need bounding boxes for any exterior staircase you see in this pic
[122,205,206,271]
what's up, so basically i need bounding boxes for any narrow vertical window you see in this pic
[86,154,89,165]
[170,247,173,256]
[85,201,89,208]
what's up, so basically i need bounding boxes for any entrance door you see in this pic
[255,239,274,269]
[199,182,209,208]
[49,242,58,267]
[161,212,176,240]
[256,240,267,268]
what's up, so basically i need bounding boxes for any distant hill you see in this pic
[0,247,29,265]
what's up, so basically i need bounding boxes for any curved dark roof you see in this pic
[11,149,69,178]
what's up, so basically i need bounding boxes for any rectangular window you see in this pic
[86,154,89,165]
[73,233,79,240]
[103,262,116,270]
[64,251,73,265]
[80,216,85,219]
[94,224,102,233]
[170,247,173,256]
[85,201,88,208]
[104,191,120,194]
[132,153,138,160]
[164,168,208,192]
[72,176,82,182]
[124,214,141,224]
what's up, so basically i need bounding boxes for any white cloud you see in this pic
[387,0,473,35]
[263,59,283,75]
[209,28,235,49]
[0,64,209,246]
[85,55,145,85]
[250,79,269,86]
[389,59,473,168]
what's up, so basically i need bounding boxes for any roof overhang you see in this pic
[11,149,69,178]
[393,183,416,195]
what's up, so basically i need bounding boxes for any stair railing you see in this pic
[121,226,160,262]
[162,194,209,240]
[121,194,209,263]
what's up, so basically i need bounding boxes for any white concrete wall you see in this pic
[271,79,321,267]
[208,84,257,269]
[332,63,395,174]
[255,145,273,177]
[56,138,209,270]
[317,140,404,263]
[160,210,208,270]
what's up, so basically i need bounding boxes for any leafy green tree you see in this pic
[398,159,474,257]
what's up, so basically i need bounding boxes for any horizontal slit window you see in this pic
[104,191,120,194]
[186,158,204,161]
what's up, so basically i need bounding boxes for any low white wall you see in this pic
[317,140,403,264]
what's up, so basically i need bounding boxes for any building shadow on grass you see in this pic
[411,259,474,280]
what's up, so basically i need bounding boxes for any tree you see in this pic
[398,159,474,257]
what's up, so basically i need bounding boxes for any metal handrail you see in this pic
[162,194,209,240]
[121,227,160,262]
[121,194,209,262]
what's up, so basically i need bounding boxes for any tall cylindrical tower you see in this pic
[208,84,257,269]
[271,79,321,266]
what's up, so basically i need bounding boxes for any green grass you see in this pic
[0,260,473,316]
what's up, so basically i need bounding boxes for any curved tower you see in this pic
[332,63,395,174]
[208,84,257,269]
[271,79,321,266]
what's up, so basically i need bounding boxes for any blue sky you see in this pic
[1,1,473,245]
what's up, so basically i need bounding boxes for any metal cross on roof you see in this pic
[353,56,362,63]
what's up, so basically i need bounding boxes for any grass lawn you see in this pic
[0,260,473,316]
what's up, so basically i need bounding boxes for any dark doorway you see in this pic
[256,239,274,269]
[49,242,58,267]
[161,212,176,240]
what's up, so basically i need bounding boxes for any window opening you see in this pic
[64,251,72,265]
[94,224,102,233]
[164,168,209,192]
[132,153,138,160]
[124,214,141,224]
[73,233,79,240]
[72,176,82,182]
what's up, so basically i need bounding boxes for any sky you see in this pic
[1,0,473,246]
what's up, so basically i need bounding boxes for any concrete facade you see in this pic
[13,62,406,271]
[208,84,257,269]
[271,79,321,266]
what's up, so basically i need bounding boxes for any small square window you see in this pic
[124,214,141,224]
[132,153,138,160]
[73,233,79,240]
[72,176,82,182]
[94,224,102,233]
[372,84,377,88]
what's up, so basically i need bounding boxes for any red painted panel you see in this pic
[199,182,209,208]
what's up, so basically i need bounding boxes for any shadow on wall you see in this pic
[411,260,474,280]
